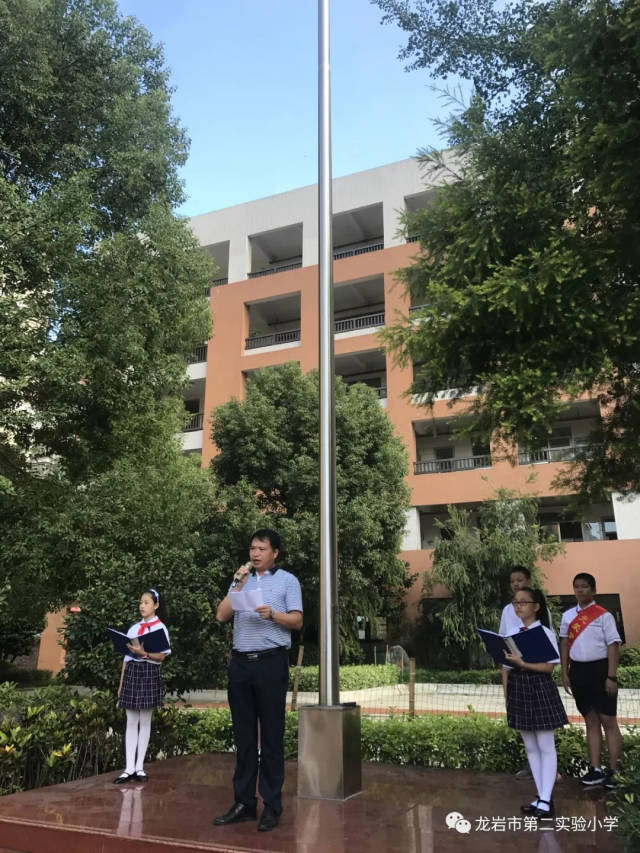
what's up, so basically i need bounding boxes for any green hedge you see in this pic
[0,662,52,687]
[289,664,400,692]
[620,645,640,667]
[609,729,640,849]
[401,665,640,688]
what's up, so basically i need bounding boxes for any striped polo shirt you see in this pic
[231,566,303,652]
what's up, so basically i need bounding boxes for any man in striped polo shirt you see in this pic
[213,528,303,832]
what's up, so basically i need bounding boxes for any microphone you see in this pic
[230,562,252,589]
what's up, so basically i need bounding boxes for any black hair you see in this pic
[520,586,550,628]
[251,528,281,552]
[509,565,531,579]
[573,572,596,590]
[144,587,168,623]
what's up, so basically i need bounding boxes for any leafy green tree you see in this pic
[0,0,212,660]
[208,363,412,661]
[374,0,640,500]
[62,439,229,694]
[426,490,563,666]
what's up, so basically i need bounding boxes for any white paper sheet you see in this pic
[229,589,264,612]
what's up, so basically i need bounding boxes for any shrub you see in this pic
[0,663,52,687]
[289,664,400,692]
[360,713,523,770]
[0,683,124,794]
[619,645,640,667]
[609,728,640,848]
[408,668,502,685]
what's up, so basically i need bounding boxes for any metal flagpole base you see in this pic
[297,704,362,799]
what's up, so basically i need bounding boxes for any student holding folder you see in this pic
[113,588,171,784]
[502,587,567,817]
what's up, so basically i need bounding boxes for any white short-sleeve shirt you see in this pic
[124,619,171,665]
[559,601,621,662]
[500,603,524,635]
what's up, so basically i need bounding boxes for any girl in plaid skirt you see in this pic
[114,588,171,784]
[504,587,567,818]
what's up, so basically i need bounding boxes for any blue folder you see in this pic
[107,627,169,656]
[477,625,558,666]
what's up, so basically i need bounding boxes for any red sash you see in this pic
[567,604,606,652]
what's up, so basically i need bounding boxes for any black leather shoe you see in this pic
[258,805,279,832]
[213,802,257,826]
[531,799,554,818]
[113,772,135,784]
[520,800,539,815]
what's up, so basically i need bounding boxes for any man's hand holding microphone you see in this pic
[230,562,252,589]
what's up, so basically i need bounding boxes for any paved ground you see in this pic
[0,753,625,853]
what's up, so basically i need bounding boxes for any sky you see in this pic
[116,0,453,218]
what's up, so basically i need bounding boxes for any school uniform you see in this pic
[559,601,621,717]
[506,620,568,731]
[119,619,171,710]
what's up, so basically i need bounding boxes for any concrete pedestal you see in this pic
[297,703,362,800]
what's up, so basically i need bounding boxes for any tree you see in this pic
[0,0,213,658]
[426,490,563,667]
[374,0,640,501]
[208,363,412,661]
[61,439,229,694]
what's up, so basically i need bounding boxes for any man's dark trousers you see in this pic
[227,649,289,815]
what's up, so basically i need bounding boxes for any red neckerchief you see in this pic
[137,618,161,636]
[568,603,606,652]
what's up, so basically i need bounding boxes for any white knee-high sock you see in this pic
[134,709,153,772]
[520,730,543,802]
[534,729,557,805]
[125,710,140,774]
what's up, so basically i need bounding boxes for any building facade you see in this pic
[183,158,640,644]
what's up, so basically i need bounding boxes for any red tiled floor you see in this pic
[0,754,624,852]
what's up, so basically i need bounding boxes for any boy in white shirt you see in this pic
[559,572,622,789]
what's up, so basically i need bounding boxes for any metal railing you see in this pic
[414,454,492,475]
[245,328,301,350]
[406,235,419,243]
[518,446,593,465]
[333,242,384,260]
[376,386,387,399]
[334,311,385,333]
[409,304,428,314]
[248,261,302,279]
[183,412,204,432]
[186,344,208,364]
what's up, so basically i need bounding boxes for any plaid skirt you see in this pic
[119,661,164,710]
[506,669,568,731]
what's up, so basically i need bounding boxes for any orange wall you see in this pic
[36,610,66,675]
[202,244,416,467]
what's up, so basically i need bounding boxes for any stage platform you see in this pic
[0,753,624,852]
